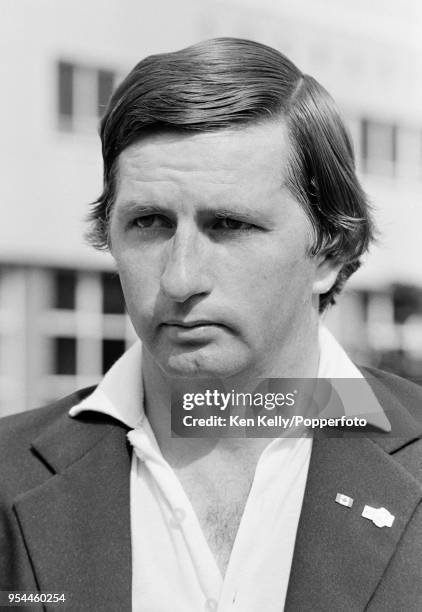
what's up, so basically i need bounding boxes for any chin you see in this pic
[157,345,247,380]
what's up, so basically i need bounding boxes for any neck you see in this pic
[141,319,320,464]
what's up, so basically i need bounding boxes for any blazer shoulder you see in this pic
[0,387,96,482]
[0,387,102,507]
[0,387,96,444]
[362,366,422,425]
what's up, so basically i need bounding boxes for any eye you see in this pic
[213,217,254,231]
[133,214,172,230]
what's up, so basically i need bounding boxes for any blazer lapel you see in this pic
[285,374,422,612]
[13,412,132,612]
[285,436,422,612]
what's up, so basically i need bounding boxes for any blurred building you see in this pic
[1,0,421,416]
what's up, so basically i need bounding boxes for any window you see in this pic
[102,272,125,314]
[392,284,422,325]
[0,267,137,413]
[102,339,126,374]
[54,269,76,310]
[57,60,115,131]
[44,269,134,404]
[54,337,77,375]
[57,61,74,129]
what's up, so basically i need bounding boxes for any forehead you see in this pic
[114,121,292,204]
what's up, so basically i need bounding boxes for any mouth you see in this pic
[160,319,228,342]
[163,320,223,329]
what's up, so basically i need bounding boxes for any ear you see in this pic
[312,257,342,295]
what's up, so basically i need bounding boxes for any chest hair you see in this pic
[174,459,256,575]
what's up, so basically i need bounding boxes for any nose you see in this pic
[160,225,212,302]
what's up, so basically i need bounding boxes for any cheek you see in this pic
[114,252,161,316]
[230,239,313,299]
[255,259,313,310]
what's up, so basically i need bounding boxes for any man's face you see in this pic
[109,121,333,379]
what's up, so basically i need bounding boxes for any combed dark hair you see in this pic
[87,37,375,311]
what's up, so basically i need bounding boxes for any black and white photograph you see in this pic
[1,1,422,610]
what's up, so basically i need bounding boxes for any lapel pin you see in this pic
[335,493,354,507]
[362,505,395,528]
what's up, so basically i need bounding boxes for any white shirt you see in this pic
[69,326,390,611]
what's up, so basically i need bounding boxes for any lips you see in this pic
[163,320,222,329]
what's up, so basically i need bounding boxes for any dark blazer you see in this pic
[1,368,422,612]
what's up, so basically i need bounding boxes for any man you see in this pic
[1,38,422,611]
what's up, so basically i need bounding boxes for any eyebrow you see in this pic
[114,200,269,223]
[211,207,264,223]
[113,201,170,219]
